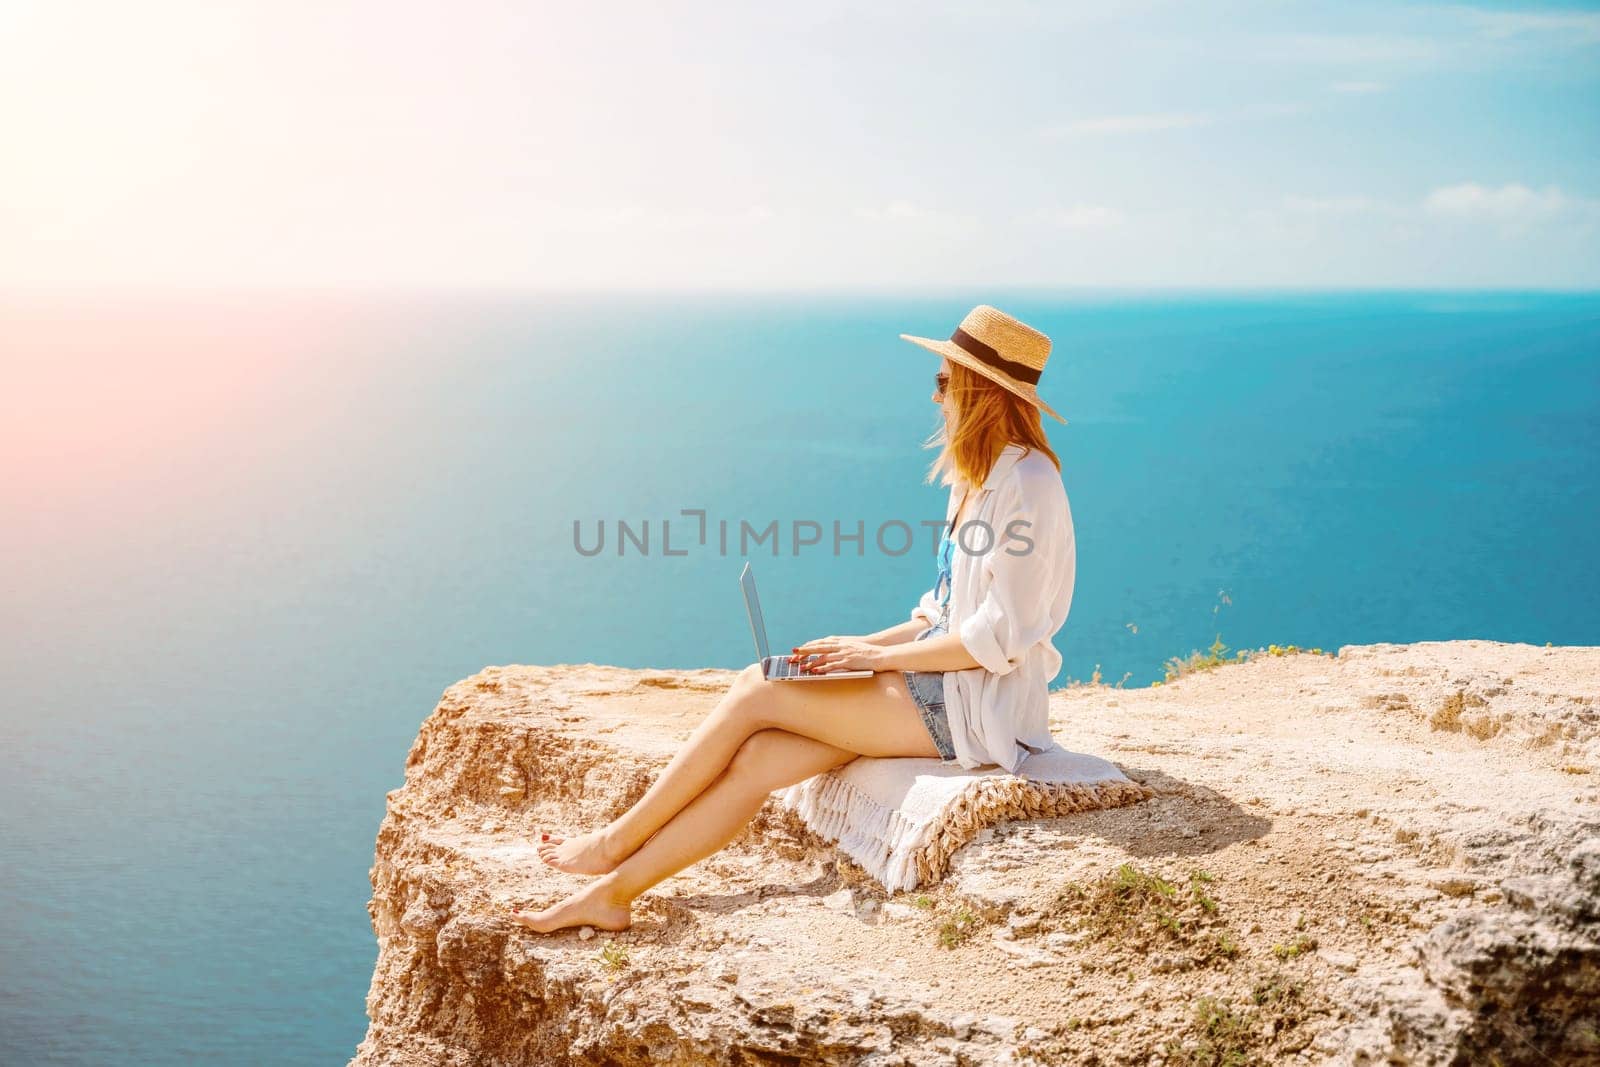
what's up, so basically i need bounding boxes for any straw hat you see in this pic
[900,304,1067,424]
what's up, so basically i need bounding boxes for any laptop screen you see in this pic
[739,562,770,663]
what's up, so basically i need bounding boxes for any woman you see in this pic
[512,304,1075,934]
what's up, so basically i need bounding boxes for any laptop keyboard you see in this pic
[765,655,810,678]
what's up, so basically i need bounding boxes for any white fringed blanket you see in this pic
[772,743,1153,894]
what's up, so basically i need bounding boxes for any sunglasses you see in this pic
[933,371,950,397]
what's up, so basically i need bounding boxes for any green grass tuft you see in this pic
[937,904,983,948]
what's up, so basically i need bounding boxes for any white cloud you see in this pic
[1252,184,1599,239]
[1457,9,1600,45]
[1237,183,1600,247]
[1259,11,1599,77]
[1038,204,1126,229]
[1042,112,1211,137]
[1422,182,1577,228]
[1330,80,1387,94]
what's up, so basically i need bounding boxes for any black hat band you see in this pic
[950,327,1042,384]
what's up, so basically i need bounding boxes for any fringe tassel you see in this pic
[775,773,1155,893]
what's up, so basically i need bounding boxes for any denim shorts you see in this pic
[903,618,957,761]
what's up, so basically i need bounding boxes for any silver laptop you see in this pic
[741,562,874,682]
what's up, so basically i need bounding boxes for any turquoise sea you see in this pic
[2,290,1596,1064]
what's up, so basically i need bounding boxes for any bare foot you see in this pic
[537,828,624,875]
[510,878,632,934]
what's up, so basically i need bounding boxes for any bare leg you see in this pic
[513,728,860,933]
[535,670,764,876]
[537,665,939,875]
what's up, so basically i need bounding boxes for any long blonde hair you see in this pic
[924,359,1061,490]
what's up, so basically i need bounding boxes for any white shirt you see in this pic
[909,443,1076,774]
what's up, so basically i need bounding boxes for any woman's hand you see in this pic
[788,635,886,674]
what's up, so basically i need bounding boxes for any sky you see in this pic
[1,0,1597,290]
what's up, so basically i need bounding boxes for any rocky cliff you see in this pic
[350,641,1599,1066]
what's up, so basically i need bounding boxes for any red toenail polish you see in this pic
[541,833,549,841]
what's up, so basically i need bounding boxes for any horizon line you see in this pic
[3,282,1599,297]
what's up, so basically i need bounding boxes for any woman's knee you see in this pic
[720,664,776,729]
[734,661,766,690]
[724,728,790,786]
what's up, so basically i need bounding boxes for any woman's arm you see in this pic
[792,630,983,673]
[871,630,983,672]
[954,472,1065,675]
[789,618,925,665]
[793,575,971,669]
[861,618,928,646]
